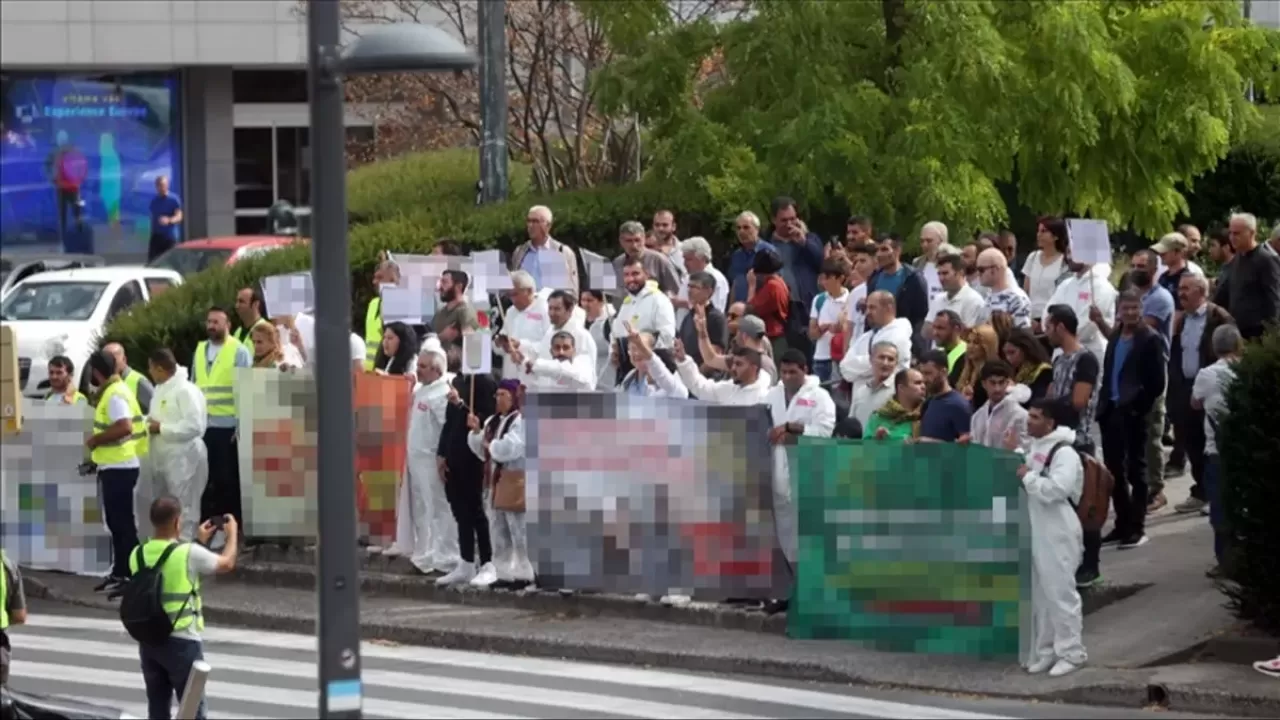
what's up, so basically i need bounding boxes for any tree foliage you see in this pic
[596,0,1280,237]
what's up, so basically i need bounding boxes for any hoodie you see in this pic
[148,366,207,456]
[1021,425,1084,512]
[838,317,913,386]
[1043,264,1116,364]
[970,384,1031,450]
[765,374,836,564]
[675,357,771,406]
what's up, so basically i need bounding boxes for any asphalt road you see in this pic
[8,599,1231,720]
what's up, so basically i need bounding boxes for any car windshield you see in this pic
[0,281,109,321]
[147,247,234,275]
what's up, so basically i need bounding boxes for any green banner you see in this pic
[787,439,1030,660]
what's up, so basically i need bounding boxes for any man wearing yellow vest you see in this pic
[1,549,29,688]
[45,355,88,406]
[364,259,400,371]
[105,341,155,414]
[192,307,252,535]
[84,350,144,592]
[132,496,237,719]
[930,310,969,387]
[233,284,272,355]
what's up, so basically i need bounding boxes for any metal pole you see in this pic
[307,1,363,718]
[176,661,211,720]
[478,0,509,203]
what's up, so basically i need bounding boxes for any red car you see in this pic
[146,235,302,276]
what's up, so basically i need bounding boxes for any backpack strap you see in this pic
[1043,442,1078,510]
[152,541,184,572]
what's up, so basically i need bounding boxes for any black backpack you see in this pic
[119,542,191,645]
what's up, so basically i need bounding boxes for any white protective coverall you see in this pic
[970,384,1031,450]
[394,372,460,574]
[468,412,532,583]
[1019,425,1088,674]
[838,317,914,386]
[617,356,690,398]
[674,358,771,405]
[523,319,598,391]
[147,366,209,540]
[498,297,551,385]
[765,375,836,564]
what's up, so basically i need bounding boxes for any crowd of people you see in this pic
[30,199,1280,685]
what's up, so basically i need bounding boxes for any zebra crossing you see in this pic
[6,614,1012,720]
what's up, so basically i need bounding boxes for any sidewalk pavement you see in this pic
[22,466,1280,715]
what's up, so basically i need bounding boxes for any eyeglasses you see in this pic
[736,225,753,230]
[976,265,996,272]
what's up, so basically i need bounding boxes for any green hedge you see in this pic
[103,149,736,366]
[1182,104,1280,230]
[1218,328,1280,634]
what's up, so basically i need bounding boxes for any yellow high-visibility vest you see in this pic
[235,318,272,356]
[364,297,383,371]
[120,372,148,458]
[194,338,242,418]
[128,540,203,633]
[946,340,968,374]
[91,378,140,466]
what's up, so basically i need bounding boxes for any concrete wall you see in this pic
[183,67,236,239]
[1251,0,1280,28]
[0,0,309,68]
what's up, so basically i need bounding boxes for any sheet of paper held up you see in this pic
[580,249,618,291]
[262,272,314,317]
[380,285,435,325]
[1066,219,1112,266]
[461,330,492,375]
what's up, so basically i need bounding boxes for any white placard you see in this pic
[262,272,314,317]
[1066,219,1112,266]
[469,249,513,291]
[581,249,618,291]
[380,286,434,325]
[461,331,492,375]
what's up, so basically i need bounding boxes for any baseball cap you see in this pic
[738,315,767,338]
[1151,232,1189,254]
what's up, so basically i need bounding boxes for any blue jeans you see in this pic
[1204,454,1225,564]
[139,636,206,720]
[813,360,833,383]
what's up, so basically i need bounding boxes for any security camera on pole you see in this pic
[305,4,476,718]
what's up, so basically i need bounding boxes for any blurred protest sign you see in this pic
[262,272,314,317]
[1066,219,1111,266]
[787,439,1030,660]
[525,393,786,601]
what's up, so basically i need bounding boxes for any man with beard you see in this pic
[433,270,479,351]
[675,341,771,405]
[518,290,597,390]
[191,307,252,537]
[917,349,972,442]
[518,330,595,391]
[435,346,497,586]
[647,209,686,279]
[610,256,676,383]
[612,220,681,296]
[45,355,87,405]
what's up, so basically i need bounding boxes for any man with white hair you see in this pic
[977,247,1033,329]
[389,347,460,575]
[675,236,729,324]
[913,221,949,298]
[728,210,776,303]
[612,220,681,295]
[1225,212,1280,341]
[509,205,580,296]
[495,270,551,382]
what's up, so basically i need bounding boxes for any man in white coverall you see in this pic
[765,349,835,565]
[1013,397,1088,678]
[496,271,552,383]
[145,348,208,541]
[389,347,460,574]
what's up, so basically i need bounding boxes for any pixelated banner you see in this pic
[525,393,787,601]
[236,369,412,546]
[786,440,1031,660]
[0,403,112,575]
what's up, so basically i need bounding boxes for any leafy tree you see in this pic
[595,0,1280,238]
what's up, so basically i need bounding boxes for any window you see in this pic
[236,215,269,236]
[144,277,174,297]
[106,280,144,320]
[232,70,308,104]
[0,72,183,255]
[276,127,310,207]
[234,128,274,210]
[0,281,109,321]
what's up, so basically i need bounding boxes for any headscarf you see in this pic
[497,378,522,408]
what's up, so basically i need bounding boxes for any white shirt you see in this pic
[925,283,986,329]
[844,282,868,340]
[612,286,677,348]
[174,543,222,641]
[921,262,942,297]
[849,375,894,429]
[99,392,140,470]
[1022,250,1067,318]
[810,289,851,362]
[1192,359,1236,456]
[528,355,596,391]
[292,311,365,365]
[675,358,771,406]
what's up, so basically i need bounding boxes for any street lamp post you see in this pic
[306,4,476,718]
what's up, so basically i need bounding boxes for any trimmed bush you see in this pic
[1218,328,1280,634]
[346,147,534,226]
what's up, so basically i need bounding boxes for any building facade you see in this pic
[0,0,382,259]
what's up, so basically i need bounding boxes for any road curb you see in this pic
[23,574,1280,718]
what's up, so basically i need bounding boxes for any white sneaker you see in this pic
[1048,659,1082,677]
[470,562,499,588]
[1026,657,1056,674]
[512,558,536,583]
[435,561,475,586]
[381,545,407,558]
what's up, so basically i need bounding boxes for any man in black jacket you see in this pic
[1098,291,1168,550]
[434,346,497,586]
[866,233,930,352]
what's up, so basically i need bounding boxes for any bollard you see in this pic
[176,660,211,720]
